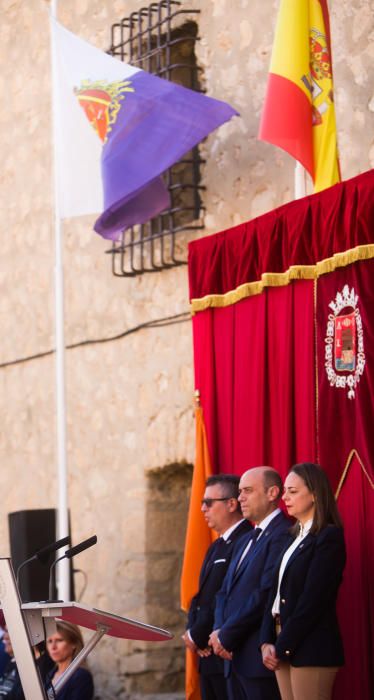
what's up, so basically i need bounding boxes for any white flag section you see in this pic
[52,17,237,238]
[52,18,140,218]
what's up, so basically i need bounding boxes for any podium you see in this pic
[0,558,173,699]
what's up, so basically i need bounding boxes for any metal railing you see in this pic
[106,1,204,276]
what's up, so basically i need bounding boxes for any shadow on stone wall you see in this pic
[125,462,192,694]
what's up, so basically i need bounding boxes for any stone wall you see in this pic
[1,0,374,697]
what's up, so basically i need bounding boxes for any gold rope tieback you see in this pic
[335,448,374,499]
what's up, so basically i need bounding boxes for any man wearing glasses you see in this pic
[182,474,252,700]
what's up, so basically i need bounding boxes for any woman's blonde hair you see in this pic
[55,621,84,660]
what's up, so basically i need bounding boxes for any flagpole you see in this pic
[50,0,70,601]
[294,161,307,200]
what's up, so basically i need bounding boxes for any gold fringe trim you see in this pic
[335,448,374,500]
[191,244,374,314]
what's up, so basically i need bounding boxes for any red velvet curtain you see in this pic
[334,453,374,699]
[317,259,374,489]
[188,170,374,700]
[316,259,374,696]
[189,169,374,301]
[192,280,316,479]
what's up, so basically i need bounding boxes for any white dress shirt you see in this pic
[236,508,281,569]
[222,518,246,541]
[272,518,313,616]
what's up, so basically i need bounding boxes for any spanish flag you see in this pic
[181,396,216,700]
[259,0,340,192]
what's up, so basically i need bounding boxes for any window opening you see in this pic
[107,0,204,276]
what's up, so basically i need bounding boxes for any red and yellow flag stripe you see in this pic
[259,0,340,192]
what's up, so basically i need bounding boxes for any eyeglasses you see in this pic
[201,497,230,508]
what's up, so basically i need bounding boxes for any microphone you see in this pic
[16,536,71,589]
[48,535,97,601]
[64,535,97,559]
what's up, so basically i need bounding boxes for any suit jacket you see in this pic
[214,511,290,678]
[45,666,94,700]
[260,524,346,667]
[187,519,252,675]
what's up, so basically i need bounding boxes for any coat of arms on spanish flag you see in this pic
[259,0,340,192]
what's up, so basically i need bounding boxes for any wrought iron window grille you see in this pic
[106,0,205,276]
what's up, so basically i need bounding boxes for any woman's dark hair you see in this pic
[205,474,242,512]
[289,462,343,535]
[205,474,240,499]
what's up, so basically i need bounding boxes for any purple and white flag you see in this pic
[52,19,238,240]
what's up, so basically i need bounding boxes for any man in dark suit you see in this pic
[209,467,290,700]
[182,474,252,700]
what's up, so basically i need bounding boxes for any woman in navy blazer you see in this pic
[260,462,346,700]
[45,621,94,700]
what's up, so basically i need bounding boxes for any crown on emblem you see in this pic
[328,285,358,316]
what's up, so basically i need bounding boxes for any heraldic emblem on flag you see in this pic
[75,80,135,143]
[304,28,333,128]
[52,18,238,240]
[325,286,366,399]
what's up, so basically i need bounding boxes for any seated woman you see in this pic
[45,621,94,700]
[260,462,346,700]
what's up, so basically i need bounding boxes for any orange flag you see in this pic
[181,396,216,700]
[185,649,201,700]
[259,0,340,192]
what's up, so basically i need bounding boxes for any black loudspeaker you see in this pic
[8,509,74,602]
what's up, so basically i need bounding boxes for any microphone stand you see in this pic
[48,536,97,601]
[16,535,70,596]
[48,554,66,601]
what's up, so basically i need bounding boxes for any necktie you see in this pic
[236,527,262,570]
[252,527,262,543]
